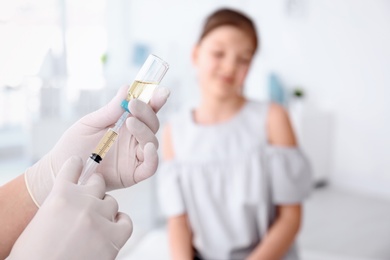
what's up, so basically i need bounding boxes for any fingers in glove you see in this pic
[128,99,159,133]
[95,194,119,221]
[56,156,84,183]
[81,85,128,128]
[149,86,170,113]
[110,212,133,249]
[126,117,158,149]
[83,173,106,199]
[133,142,158,183]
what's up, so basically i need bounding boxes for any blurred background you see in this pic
[0,0,389,259]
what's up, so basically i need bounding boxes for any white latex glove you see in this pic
[25,86,170,206]
[9,156,133,260]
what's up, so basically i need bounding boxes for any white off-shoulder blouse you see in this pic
[158,100,313,260]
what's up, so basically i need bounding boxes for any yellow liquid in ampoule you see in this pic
[126,80,158,103]
[93,129,118,159]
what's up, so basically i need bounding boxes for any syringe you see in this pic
[78,54,169,185]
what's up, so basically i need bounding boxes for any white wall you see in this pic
[249,0,390,196]
[106,0,390,198]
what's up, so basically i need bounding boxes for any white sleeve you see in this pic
[157,161,186,217]
[266,146,313,204]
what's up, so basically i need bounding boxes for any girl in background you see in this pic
[158,8,312,260]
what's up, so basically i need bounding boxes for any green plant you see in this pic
[100,53,108,65]
[293,87,304,98]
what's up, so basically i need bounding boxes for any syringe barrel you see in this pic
[78,158,99,185]
[135,54,169,84]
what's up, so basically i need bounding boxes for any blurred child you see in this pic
[158,8,312,260]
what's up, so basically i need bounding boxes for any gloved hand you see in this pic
[9,156,133,260]
[25,86,170,206]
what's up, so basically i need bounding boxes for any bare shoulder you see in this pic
[162,123,175,160]
[267,102,297,146]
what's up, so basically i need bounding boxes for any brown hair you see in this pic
[198,8,259,53]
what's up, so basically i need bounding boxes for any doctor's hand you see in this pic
[9,156,133,260]
[25,85,170,206]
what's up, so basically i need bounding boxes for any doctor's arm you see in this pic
[0,174,38,259]
[247,103,301,260]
